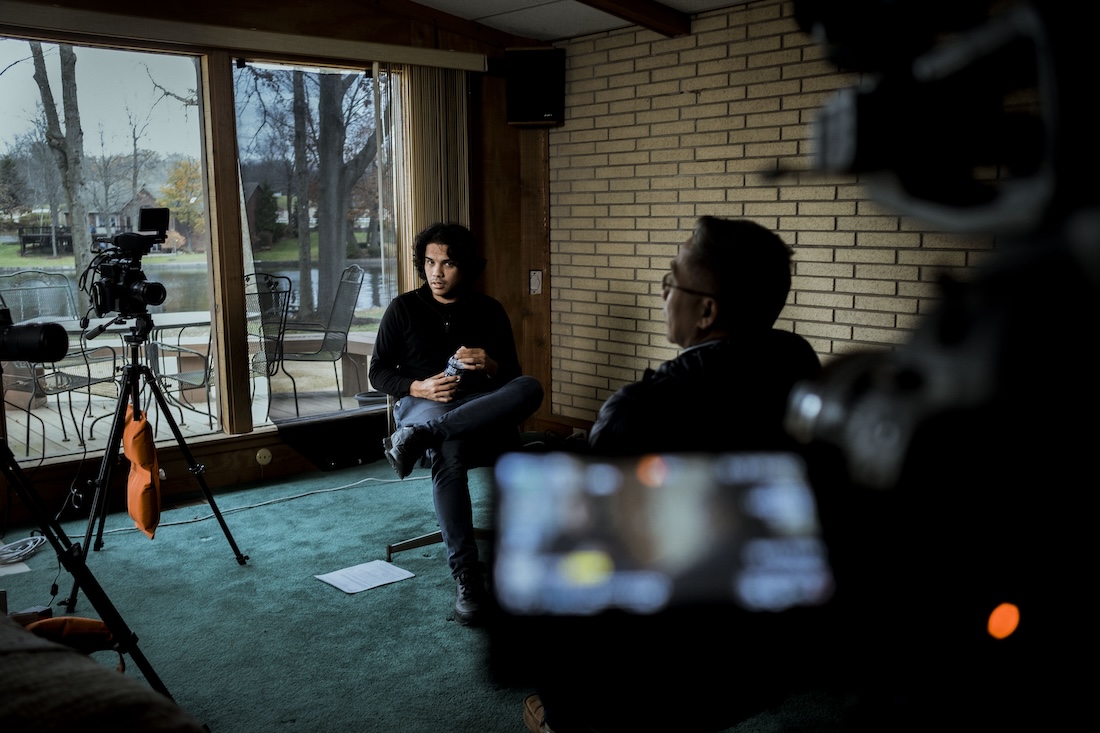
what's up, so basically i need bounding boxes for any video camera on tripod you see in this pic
[86,207,169,319]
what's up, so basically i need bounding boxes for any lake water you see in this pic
[95,260,398,316]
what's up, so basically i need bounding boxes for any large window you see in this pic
[0,18,455,462]
[1,37,404,462]
[0,36,215,460]
[232,60,399,422]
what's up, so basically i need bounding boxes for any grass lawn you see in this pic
[0,229,374,269]
[0,243,208,269]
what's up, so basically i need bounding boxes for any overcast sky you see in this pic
[0,37,202,158]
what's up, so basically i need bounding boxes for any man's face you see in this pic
[424,242,463,303]
[663,237,715,347]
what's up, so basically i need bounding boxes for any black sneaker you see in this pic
[454,567,487,626]
[382,426,431,479]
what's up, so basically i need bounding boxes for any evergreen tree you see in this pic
[0,155,30,220]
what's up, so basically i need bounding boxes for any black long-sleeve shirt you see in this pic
[588,329,822,455]
[368,284,522,399]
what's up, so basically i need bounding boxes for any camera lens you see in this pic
[130,280,167,307]
[0,321,69,362]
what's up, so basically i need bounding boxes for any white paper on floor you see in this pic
[314,559,414,593]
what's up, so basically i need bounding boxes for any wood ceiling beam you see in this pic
[575,0,691,37]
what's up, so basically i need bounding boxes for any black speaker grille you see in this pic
[506,48,566,127]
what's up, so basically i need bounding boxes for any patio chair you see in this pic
[244,272,292,421]
[149,324,216,432]
[279,264,364,417]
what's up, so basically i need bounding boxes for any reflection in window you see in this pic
[0,36,214,461]
[233,60,399,423]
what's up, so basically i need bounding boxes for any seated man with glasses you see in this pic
[587,214,822,456]
[521,215,824,733]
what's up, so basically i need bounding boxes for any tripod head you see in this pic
[84,311,155,345]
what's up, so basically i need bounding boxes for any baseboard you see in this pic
[276,405,388,471]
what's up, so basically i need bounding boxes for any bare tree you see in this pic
[87,126,129,228]
[126,107,156,203]
[293,70,314,320]
[236,63,384,319]
[29,42,92,272]
[14,125,65,250]
[315,72,377,310]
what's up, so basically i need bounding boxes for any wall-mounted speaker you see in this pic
[505,48,566,127]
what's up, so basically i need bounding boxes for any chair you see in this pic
[1,388,48,457]
[244,272,292,421]
[279,264,365,416]
[386,524,493,562]
[149,324,216,432]
[0,272,120,457]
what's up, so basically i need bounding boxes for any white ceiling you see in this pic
[410,1,743,42]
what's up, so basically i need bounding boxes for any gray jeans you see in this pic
[392,375,543,577]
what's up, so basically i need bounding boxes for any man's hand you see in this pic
[451,346,498,377]
[410,372,461,402]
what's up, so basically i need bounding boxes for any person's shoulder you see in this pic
[465,289,510,317]
[395,286,434,308]
[666,339,738,372]
[466,289,504,306]
[379,287,431,323]
[764,328,821,371]
[765,327,813,349]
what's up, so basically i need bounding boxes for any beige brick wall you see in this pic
[547,0,995,424]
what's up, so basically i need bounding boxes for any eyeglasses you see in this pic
[661,272,716,299]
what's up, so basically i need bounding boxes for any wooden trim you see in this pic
[200,50,252,435]
[0,1,487,71]
[518,129,553,430]
[2,428,317,528]
[576,0,691,37]
[1,0,535,54]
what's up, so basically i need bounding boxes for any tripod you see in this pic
[63,312,248,613]
[0,368,173,699]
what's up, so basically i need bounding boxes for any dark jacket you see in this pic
[588,329,822,455]
[368,284,521,399]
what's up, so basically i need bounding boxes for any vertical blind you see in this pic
[392,64,470,294]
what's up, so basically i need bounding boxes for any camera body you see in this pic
[87,208,169,318]
[90,257,167,318]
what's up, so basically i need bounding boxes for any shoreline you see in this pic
[0,256,384,273]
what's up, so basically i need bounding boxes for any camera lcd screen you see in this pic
[137,206,169,234]
[492,451,834,616]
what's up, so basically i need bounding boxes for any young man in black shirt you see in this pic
[369,222,543,625]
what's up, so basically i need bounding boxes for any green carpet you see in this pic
[2,458,843,732]
[2,459,521,732]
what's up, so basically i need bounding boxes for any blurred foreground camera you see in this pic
[0,307,68,363]
[85,207,169,318]
[778,1,1095,727]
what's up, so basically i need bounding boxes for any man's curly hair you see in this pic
[412,223,486,282]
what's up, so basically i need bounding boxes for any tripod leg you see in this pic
[63,364,136,613]
[142,366,249,566]
[1,441,175,700]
